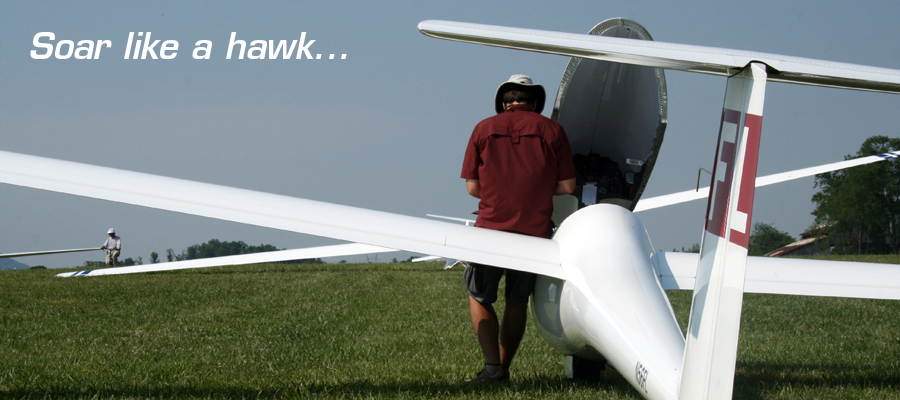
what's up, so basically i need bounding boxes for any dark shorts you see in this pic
[464,262,536,305]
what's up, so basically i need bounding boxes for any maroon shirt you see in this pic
[461,104,576,238]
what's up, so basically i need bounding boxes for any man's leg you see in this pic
[499,300,528,369]
[464,263,508,382]
[499,270,536,371]
[469,295,500,365]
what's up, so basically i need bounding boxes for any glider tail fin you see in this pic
[679,62,768,399]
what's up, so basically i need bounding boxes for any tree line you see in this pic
[812,136,900,254]
[673,222,794,256]
[156,239,281,263]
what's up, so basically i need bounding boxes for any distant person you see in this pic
[100,228,121,266]
[460,75,576,383]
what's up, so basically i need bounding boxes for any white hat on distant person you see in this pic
[108,228,115,234]
[494,74,546,114]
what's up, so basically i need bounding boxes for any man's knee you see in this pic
[503,301,529,318]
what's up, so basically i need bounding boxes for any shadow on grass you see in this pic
[8,365,899,399]
[732,361,900,400]
[2,375,639,399]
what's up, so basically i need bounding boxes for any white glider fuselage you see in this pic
[532,20,684,398]
[537,204,684,399]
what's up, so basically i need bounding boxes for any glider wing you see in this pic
[0,151,564,280]
[656,251,900,300]
[418,20,900,94]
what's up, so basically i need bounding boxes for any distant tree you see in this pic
[671,244,700,253]
[246,244,279,254]
[150,252,160,264]
[122,257,136,266]
[748,222,795,256]
[175,239,283,261]
[166,249,175,262]
[29,266,46,270]
[392,257,398,263]
[287,258,324,264]
[812,136,900,254]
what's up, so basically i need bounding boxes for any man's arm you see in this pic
[466,179,481,199]
[554,178,576,195]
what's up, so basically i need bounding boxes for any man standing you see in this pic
[460,75,576,383]
[100,228,121,266]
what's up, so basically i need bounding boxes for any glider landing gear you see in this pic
[564,354,607,380]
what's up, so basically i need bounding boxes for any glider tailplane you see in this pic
[680,62,767,399]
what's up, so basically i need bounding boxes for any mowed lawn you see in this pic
[2,257,900,399]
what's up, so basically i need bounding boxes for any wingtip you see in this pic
[417,20,438,35]
[57,270,92,277]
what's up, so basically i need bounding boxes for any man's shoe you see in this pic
[465,367,509,384]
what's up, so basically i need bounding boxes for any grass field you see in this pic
[2,256,900,399]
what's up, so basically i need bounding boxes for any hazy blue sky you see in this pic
[2,0,898,268]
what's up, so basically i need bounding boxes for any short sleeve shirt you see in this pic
[461,104,576,238]
[102,236,121,250]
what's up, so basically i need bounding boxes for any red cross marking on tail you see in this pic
[729,113,762,248]
[704,108,763,249]
[705,108,741,239]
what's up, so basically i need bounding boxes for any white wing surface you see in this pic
[655,252,900,300]
[418,20,900,94]
[426,214,476,225]
[56,243,393,277]
[635,150,900,212]
[411,255,441,262]
[0,151,564,280]
[0,247,99,258]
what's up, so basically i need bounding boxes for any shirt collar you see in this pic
[503,104,535,113]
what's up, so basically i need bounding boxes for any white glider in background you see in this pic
[56,243,395,277]
[0,237,396,277]
[0,247,99,258]
[2,17,899,400]
[635,149,900,212]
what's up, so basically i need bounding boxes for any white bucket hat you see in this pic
[108,228,115,234]
[494,74,546,114]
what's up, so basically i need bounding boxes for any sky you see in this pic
[2,0,899,269]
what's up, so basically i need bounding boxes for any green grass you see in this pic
[1,257,899,399]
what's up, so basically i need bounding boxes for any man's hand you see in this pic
[554,178,576,195]
[466,179,481,199]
